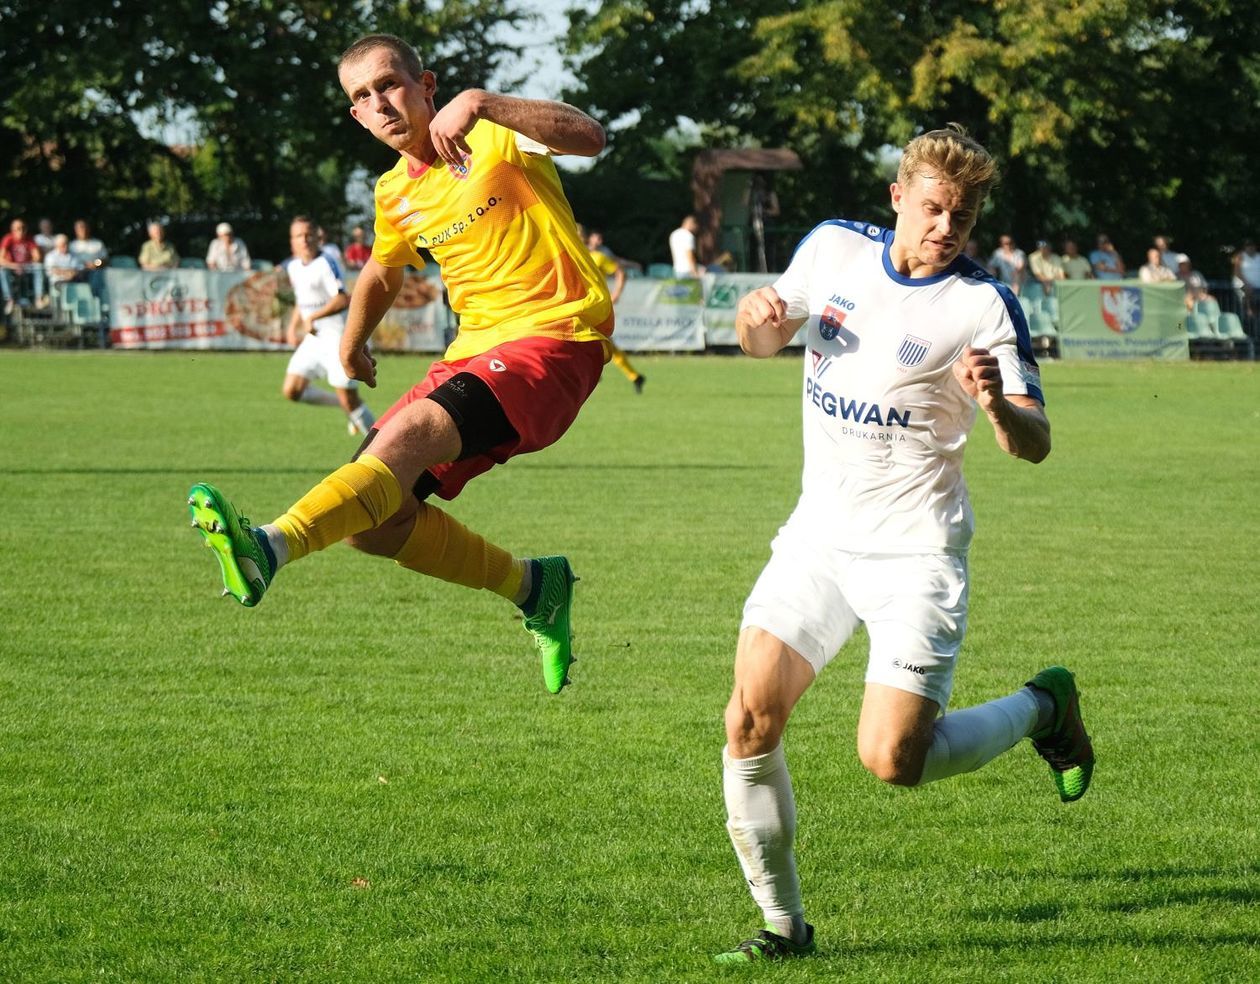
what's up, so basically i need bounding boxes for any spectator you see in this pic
[0,217,46,313]
[1061,239,1093,280]
[1153,235,1179,273]
[587,226,642,273]
[1233,240,1260,315]
[68,219,109,299]
[317,226,343,270]
[1028,240,1065,295]
[138,222,179,270]
[1089,234,1126,280]
[987,234,1027,295]
[34,218,57,254]
[669,214,701,278]
[44,234,84,288]
[1175,254,1209,310]
[206,222,252,271]
[343,225,372,269]
[1138,247,1177,283]
[708,250,737,273]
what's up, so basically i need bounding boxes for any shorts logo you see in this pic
[1101,286,1142,333]
[488,359,506,372]
[819,304,847,341]
[892,659,926,675]
[896,334,931,368]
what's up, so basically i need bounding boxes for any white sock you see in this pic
[298,386,340,407]
[348,403,376,432]
[916,688,1041,785]
[258,524,289,572]
[723,744,807,941]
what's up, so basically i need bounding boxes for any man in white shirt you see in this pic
[714,127,1094,965]
[281,216,375,436]
[44,234,83,287]
[206,222,252,271]
[668,214,701,277]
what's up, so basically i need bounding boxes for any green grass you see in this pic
[0,351,1257,982]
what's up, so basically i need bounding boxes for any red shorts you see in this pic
[376,335,607,499]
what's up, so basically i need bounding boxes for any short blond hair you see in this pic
[898,125,998,202]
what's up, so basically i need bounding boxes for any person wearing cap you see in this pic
[206,222,252,271]
[1175,253,1209,309]
[1029,239,1065,295]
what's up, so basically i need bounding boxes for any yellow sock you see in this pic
[272,454,402,562]
[610,345,639,382]
[393,501,525,599]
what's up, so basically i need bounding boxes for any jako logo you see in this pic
[488,359,506,372]
[892,659,926,675]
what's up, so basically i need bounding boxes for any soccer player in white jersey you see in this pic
[281,216,376,436]
[714,126,1095,964]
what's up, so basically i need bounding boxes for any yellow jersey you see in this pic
[587,248,619,279]
[371,120,613,362]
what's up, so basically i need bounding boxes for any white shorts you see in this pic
[285,332,356,390]
[741,524,968,708]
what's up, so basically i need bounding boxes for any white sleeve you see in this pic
[974,299,1044,403]
[515,132,550,156]
[773,230,822,320]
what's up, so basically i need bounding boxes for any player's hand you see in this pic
[303,315,316,336]
[952,346,1004,411]
[342,343,378,388]
[429,90,480,166]
[735,286,788,333]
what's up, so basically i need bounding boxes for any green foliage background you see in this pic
[4,1,1260,270]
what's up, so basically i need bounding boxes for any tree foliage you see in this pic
[0,0,525,259]
[564,0,1260,274]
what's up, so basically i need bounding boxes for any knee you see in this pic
[857,733,928,787]
[724,689,788,758]
[282,385,302,402]
[344,503,414,557]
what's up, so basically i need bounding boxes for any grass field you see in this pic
[1,350,1258,982]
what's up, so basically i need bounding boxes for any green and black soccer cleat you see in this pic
[187,483,274,608]
[1027,666,1095,802]
[521,556,576,694]
[713,925,816,965]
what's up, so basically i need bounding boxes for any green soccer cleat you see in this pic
[1027,666,1095,802]
[187,483,274,608]
[521,556,576,694]
[713,925,816,965]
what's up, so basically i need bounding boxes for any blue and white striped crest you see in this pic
[896,334,931,368]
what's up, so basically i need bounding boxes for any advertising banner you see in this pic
[106,268,450,352]
[608,277,706,351]
[1057,281,1188,360]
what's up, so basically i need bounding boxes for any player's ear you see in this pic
[890,182,903,212]
[349,104,368,129]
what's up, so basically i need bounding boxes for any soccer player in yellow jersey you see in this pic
[187,33,614,693]
[579,223,645,392]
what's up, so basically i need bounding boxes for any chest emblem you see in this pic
[819,304,847,341]
[896,334,931,368]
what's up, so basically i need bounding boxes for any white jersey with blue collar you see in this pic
[773,219,1044,554]
[284,253,347,337]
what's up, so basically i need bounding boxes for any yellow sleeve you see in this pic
[589,250,618,277]
[370,169,427,270]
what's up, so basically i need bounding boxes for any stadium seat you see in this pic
[1184,312,1216,338]
[179,257,207,269]
[1194,297,1222,322]
[647,263,675,279]
[108,256,138,268]
[251,259,274,271]
[1029,310,1058,337]
[1019,295,1037,322]
[1217,311,1248,340]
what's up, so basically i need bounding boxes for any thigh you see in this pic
[847,553,968,710]
[740,522,862,675]
[285,334,325,380]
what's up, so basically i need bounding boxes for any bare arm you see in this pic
[609,264,626,304]
[429,90,605,165]
[735,286,807,358]
[339,256,404,388]
[952,346,1051,462]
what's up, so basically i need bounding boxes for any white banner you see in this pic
[608,277,706,351]
[103,268,807,352]
[105,268,450,352]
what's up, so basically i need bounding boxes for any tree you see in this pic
[564,0,1260,274]
[0,0,526,260]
